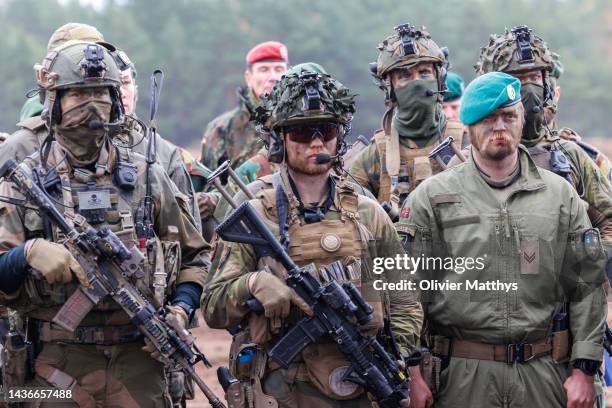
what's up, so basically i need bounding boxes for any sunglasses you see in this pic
[283,123,341,144]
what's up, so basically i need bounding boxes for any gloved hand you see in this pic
[248,271,312,319]
[143,305,190,362]
[196,192,219,221]
[24,239,89,287]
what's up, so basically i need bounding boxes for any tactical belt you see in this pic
[36,321,143,345]
[431,335,552,364]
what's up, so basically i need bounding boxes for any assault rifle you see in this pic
[216,201,410,408]
[0,159,225,408]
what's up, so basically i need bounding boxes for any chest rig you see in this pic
[374,120,465,205]
[24,143,170,318]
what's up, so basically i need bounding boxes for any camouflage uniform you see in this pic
[349,24,468,215]
[547,53,612,180]
[474,26,612,244]
[0,41,209,407]
[233,147,276,185]
[202,67,420,407]
[397,145,607,407]
[200,87,261,170]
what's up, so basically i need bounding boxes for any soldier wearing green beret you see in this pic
[349,24,469,220]
[473,26,612,247]
[399,72,607,408]
[442,71,464,122]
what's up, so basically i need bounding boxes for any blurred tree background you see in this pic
[0,0,610,152]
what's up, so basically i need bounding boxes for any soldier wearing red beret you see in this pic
[199,41,289,172]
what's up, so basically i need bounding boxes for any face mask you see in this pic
[54,98,112,165]
[392,79,442,139]
[520,83,547,146]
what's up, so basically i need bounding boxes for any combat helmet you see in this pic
[36,40,124,126]
[255,63,356,164]
[476,26,555,105]
[371,23,448,103]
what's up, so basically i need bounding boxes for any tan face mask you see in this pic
[54,98,112,165]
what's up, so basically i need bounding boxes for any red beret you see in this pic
[246,41,289,65]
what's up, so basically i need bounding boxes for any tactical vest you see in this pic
[374,120,466,204]
[258,176,385,399]
[20,143,180,325]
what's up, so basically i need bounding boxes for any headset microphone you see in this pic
[315,153,339,164]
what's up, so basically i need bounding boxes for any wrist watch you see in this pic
[573,359,599,376]
[171,300,195,323]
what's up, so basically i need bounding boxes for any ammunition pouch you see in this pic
[1,330,31,389]
[228,331,277,408]
[418,348,441,398]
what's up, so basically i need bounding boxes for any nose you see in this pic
[493,116,507,131]
[309,133,325,147]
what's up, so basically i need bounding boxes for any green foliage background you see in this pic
[0,0,610,150]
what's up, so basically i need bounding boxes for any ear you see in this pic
[554,85,561,104]
[244,68,252,89]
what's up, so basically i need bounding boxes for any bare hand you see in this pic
[409,365,433,408]
[564,368,595,408]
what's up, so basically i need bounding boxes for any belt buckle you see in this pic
[507,342,534,363]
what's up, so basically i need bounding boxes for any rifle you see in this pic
[0,159,225,408]
[216,201,409,407]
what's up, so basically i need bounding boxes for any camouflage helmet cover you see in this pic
[46,22,104,54]
[255,67,356,129]
[37,40,121,93]
[376,24,445,78]
[475,26,554,75]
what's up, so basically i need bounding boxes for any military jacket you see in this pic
[397,146,606,363]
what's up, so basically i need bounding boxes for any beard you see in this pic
[474,130,520,161]
[286,154,332,175]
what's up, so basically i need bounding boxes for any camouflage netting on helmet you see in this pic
[254,69,356,129]
[475,26,554,75]
[376,25,445,78]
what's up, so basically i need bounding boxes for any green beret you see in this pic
[443,72,465,102]
[459,72,521,125]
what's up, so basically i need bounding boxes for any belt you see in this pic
[431,336,552,364]
[36,320,144,345]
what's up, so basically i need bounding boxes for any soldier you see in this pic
[441,71,465,122]
[0,41,209,407]
[233,62,330,186]
[199,41,289,171]
[202,69,420,407]
[350,24,468,218]
[545,53,612,180]
[400,72,606,408]
[473,25,612,244]
[1,23,202,235]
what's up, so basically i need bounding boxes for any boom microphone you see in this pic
[425,89,446,97]
[315,153,339,164]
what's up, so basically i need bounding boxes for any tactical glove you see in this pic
[24,239,89,287]
[248,271,312,320]
[196,192,219,221]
